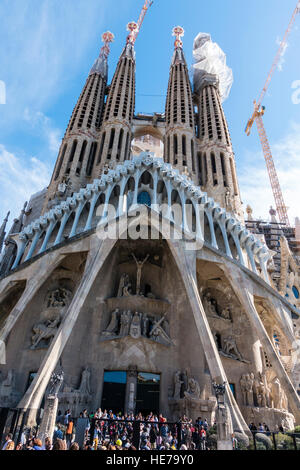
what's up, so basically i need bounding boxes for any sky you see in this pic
[0,0,300,230]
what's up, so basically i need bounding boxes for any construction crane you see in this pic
[126,0,154,45]
[245,1,300,227]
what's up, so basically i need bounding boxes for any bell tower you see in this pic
[164,27,197,181]
[92,23,138,175]
[43,32,114,212]
[194,70,243,219]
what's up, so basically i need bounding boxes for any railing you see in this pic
[1,407,300,450]
[251,430,300,451]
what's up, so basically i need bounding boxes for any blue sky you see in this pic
[0,0,300,229]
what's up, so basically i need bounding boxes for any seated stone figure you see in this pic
[184,377,201,400]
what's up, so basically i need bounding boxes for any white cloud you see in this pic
[239,121,300,225]
[23,108,61,154]
[0,0,110,124]
[0,81,6,105]
[276,36,289,72]
[0,144,51,224]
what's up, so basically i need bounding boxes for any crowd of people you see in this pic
[1,408,216,451]
[1,407,282,451]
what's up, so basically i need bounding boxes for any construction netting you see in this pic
[193,33,233,102]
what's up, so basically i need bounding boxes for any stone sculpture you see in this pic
[132,253,149,295]
[149,315,172,344]
[241,371,289,411]
[222,335,243,361]
[117,274,132,297]
[47,287,71,308]
[173,370,183,400]
[240,373,254,406]
[221,307,232,321]
[130,312,142,339]
[79,367,91,395]
[171,371,200,402]
[271,377,288,411]
[48,371,64,396]
[101,309,171,345]
[217,403,234,449]
[1,369,14,388]
[184,377,201,400]
[0,369,19,407]
[101,308,120,337]
[31,316,60,350]
[119,310,132,337]
[203,292,219,317]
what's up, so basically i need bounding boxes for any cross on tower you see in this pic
[126,21,139,44]
[172,26,184,48]
[100,31,115,58]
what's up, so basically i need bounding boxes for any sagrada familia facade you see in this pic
[0,17,300,437]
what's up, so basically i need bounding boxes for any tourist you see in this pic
[249,422,257,431]
[56,410,63,424]
[52,439,67,450]
[63,409,71,426]
[263,423,270,435]
[69,442,80,450]
[150,424,158,449]
[53,424,63,442]
[232,433,238,450]
[1,433,13,450]
[33,438,43,450]
[83,439,93,450]
[66,418,74,448]
[199,426,206,450]
[44,437,53,450]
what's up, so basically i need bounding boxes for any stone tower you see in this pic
[194,71,243,219]
[43,32,115,213]
[92,25,137,175]
[0,203,27,275]
[0,212,10,254]
[165,27,196,180]
[1,17,300,440]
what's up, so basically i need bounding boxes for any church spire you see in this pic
[43,32,114,212]
[92,23,136,173]
[171,25,186,64]
[0,202,27,275]
[193,65,243,219]
[0,211,10,253]
[165,27,196,179]
[89,31,115,78]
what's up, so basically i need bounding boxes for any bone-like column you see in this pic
[0,254,66,365]
[165,236,249,435]
[226,267,300,422]
[18,234,118,413]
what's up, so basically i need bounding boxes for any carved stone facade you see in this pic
[0,22,299,438]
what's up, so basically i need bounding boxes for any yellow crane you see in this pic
[245,1,300,226]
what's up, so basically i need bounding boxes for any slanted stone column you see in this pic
[213,382,233,450]
[225,266,300,423]
[38,395,59,445]
[164,236,249,435]
[0,255,66,365]
[18,233,119,419]
[37,371,64,445]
